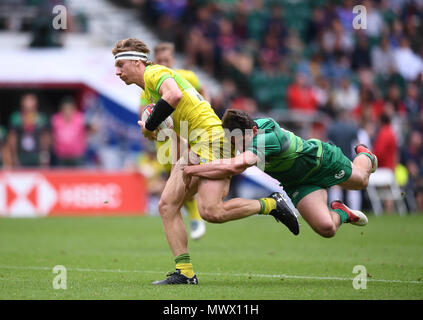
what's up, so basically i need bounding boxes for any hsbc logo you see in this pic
[0,172,57,217]
[0,171,146,217]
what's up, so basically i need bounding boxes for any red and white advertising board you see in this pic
[0,170,147,217]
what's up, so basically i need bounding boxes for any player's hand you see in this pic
[138,120,157,141]
[182,166,192,191]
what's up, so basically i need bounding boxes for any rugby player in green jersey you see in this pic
[183,109,378,238]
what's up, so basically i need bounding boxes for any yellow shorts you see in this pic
[155,126,234,167]
[190,128,234,163]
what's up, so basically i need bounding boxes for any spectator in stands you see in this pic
[263,4,285,38]
[400,130,423,212]
[285,29,304,64]
[0,126,17,168]
[215,17,249,76]
[373,113,399,212]
[403,7,423,55]
[351,35,372,71]
[257,32,284,75]
[0,125,6,167]
[393,37,423,81]
[373,113,398,171]
[336,0,355,32]
[286,72,318,114]
[305,6,328,45]
[371,35,396,78]
[404,82,422,119]
[321,18,354,56]
[51,97,87,167]
[8,93,50,167]
[321,52,352,85]
[297,52,324,84]
[388,18,405,48]
[232,2,248,42]
[386,83,407,115]
[331,76,359,113]
[184,4,218,74]
[313,75,331,115]
[327,109,362,210]
[362,0,386,39]
[229,96,258,116]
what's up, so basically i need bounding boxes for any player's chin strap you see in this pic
[114,51,149,62]
[145,98,175,131]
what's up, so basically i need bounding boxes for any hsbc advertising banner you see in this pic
[0,170,147,217]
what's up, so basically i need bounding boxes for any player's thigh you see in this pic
[296,188,335,232]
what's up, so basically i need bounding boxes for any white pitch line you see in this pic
[0,265,421,285]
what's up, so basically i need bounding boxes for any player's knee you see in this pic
[158,198,175,219]
[354,170,370,189]
[360,176,369,189]
[199,204,225,223]
[317,222,337,238]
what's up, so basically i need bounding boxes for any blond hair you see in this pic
[112,38,152,65]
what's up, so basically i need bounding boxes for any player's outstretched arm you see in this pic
[183,151,258,180]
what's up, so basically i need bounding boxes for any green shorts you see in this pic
[283,142,352,207]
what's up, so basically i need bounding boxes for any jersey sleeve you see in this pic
[248,121,282,162]
[144,65,174,93]
[176,69,201,91]
[140,91,148,106]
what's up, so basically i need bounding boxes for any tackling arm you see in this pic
[183,151,259,180]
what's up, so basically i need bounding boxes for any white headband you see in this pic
[114,51,148,61]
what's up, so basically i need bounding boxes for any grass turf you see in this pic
[0,214,422,300]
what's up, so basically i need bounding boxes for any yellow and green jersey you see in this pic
[140,68,201,112]
[141,64,226,162]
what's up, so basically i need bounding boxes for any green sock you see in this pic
[334,208,349,224]
[175,253,191,264]
[258,198,276,215]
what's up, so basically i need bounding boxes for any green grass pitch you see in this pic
[0,214,422,300]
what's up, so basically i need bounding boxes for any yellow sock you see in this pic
[176,263,195,278]
[185,198,202,221]
[258,198,276,215]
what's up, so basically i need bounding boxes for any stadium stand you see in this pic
[0,0,422,213]
[117,0,423,213]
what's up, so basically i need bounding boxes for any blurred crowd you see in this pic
[1,0,422,212]
[125,0,423,211]
[0,93,89,168]
[0,0,88,47]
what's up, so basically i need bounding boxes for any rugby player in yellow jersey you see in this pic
[140,42,207,240]
[113,38,299,285]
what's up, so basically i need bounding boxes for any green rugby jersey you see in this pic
[248,118,323,187]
